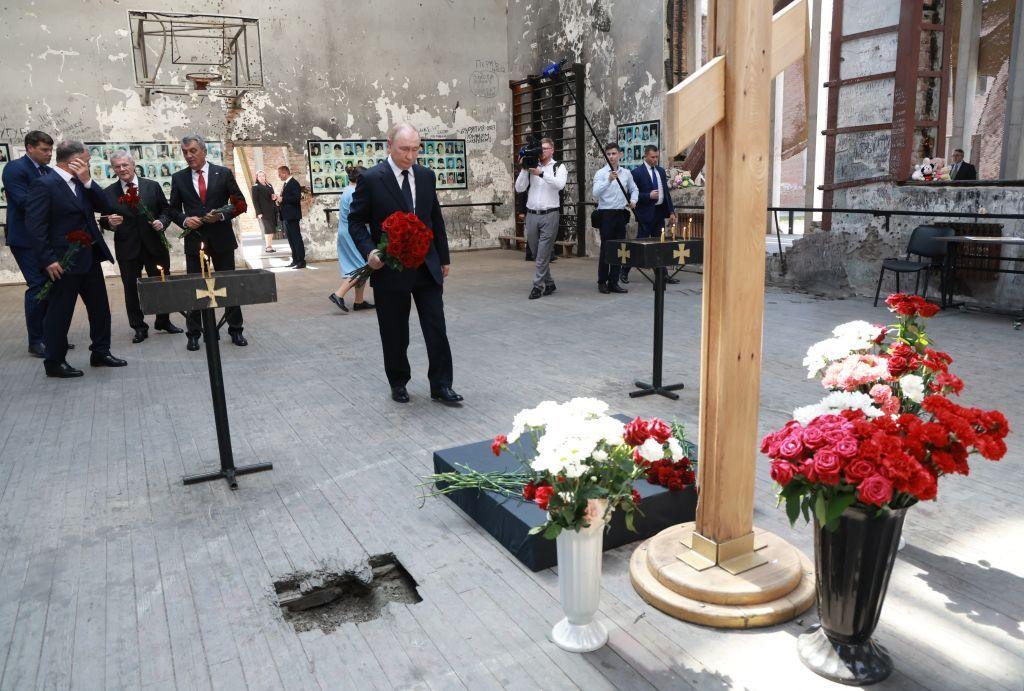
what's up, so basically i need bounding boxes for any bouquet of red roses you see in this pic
[118,183,171,251]
[762,293,1009,531]
[36,230,93,301]
[347,211,434,284]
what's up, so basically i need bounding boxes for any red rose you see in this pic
[801,425,827,449]
[647,419,672,443]
[844,459,875,483]
[813,452,842,485]
[491,434,507,456]
[778,436,804,460]
[833,437,859,459]
[917,301,939,318]
[65,230,93,246]
[534,485,555,511]
[623,417,650,446]
[522,481,536,501]
[770,460,795,486]
[856,474,893,506]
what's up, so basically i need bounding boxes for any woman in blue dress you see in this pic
[330,166,374,312]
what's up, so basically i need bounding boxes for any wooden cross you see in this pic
[673,244,691,266]
[630,0,816,628]
[196,278,227,308]
[616,244,631,263]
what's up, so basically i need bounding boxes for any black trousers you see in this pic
[119,249,172,330]
[598,210,629,286]
[185,249,243,337]
[43,259,112,366]
[373,266,453,389]
[10,245,50,346]
[283,219,305,263]
[623,215,666,277]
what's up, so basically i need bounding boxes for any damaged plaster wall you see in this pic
[0,0,515,284]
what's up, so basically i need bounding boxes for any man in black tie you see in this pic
[2,130,57,357]
[99,150,183,343]
[24,140,127,377]
[949,148,978,181]
[277,165,306,268]
[625,145,678,284]
[348,123,462,405]
[165,134,248,351]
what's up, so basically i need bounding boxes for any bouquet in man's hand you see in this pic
[118,184,171,251]
[178,194,247,239]
[347,211,434,284]
[36,230,93,302]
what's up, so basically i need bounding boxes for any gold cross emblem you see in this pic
[195,278,227,307]
[673,244,691,266]
[616,244,631,263]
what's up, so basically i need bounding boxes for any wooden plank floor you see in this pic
[0,247,1020,690]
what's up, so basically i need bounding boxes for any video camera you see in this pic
[518,136,543,169]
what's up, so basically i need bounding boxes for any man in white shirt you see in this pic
[514,138,567,299]
[592,142,638,293]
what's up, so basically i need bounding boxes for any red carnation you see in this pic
[66,230,93,246]
[631,488,642,504]
[647,419,672,444]
[534,485,555,511]
[522,481,536,501]
[491,434,507,456]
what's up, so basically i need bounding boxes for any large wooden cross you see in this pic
[630,0,816,628]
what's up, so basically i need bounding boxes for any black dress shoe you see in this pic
[543,284,556,296]
[132,328,149,344]
[391,385,410,403]
[620,274,629,284]
[666,276,681,285]
[329,293,349,312]
[286,262,297,268]
[154,321,184,334]
[608,283,628,293]
[90,352,127,367]
[353,301,375,311]
[28,343,46,358]
[186,335,201,351]
[293,262,307,269]
[529,287,543,300]
[431,387,464,405]
[598,284,611,294]
[230,333,248,347]
[45,361,84,378]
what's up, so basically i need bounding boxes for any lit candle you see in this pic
[687,217,692,239]
[660,227,666,242]
[199,243,209,278]
[157,264,165,282]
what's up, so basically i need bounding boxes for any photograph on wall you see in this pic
[616,119,660,168]
[83,141,225,198]
[0,143,10,207]
[308,137,468,195]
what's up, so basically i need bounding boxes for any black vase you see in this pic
[797,504,906,686]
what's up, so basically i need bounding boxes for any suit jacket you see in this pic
[279,178,302,221]
[165,163,244,255]
[631,163,675,224]
[951,161,978,181]
[2,154,52,248]
[99,177,171,263]
[251,182,277,221]
[24,172,115,273]
[348,161,450,290]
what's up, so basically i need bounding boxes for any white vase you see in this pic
[550,499,609,653]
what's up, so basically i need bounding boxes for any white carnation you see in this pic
[899,374,925,404]
[667,437,684,461]
[637,437,666,463]
[793,391,882,426]
[591,449,608,461]
[803,321,884,378]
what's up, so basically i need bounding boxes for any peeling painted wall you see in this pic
[0,0,518,283]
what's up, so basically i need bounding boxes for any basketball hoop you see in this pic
[186,72,221,91]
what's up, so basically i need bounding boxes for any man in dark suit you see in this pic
[625,144,678,284]
[99,150,183,343]
[2,130,56,357]
[165,134,247,351]
[949,148,978,181]
[24,140,127,377]
[348,123,462,405]
[277,165,306,268]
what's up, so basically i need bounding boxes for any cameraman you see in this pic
[514,137,567,299]
[592,142,638,294]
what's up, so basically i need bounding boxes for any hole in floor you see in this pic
[274,553,422,633]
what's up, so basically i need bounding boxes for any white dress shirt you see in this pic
[644,162,664,205]
[121,175,140,193]
[514,158,567,211]
[387,155,416,207]
[592,164,639,209]
[191,161,210,196]
[53,165,92,196]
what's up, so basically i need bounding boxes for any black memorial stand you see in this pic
[616,238,704,400]
[138,269,278,489]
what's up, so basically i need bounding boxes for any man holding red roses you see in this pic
[348,123,462,405]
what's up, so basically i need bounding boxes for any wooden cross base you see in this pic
[629,522,815,628]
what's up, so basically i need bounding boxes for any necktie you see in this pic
[72,177,83,197]
[650,166,657,188]
[197,170,207,203]
[37,165,48,177]
[401,170,414,212]
[953,163,960,178]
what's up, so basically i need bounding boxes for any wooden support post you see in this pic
[630,0,816,629]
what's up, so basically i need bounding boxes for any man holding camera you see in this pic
[514,138,567,299]
[592,143,638,294]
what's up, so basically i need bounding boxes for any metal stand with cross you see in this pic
[138,269,277,489]
[629,0,818,628]
[615,238,703,400]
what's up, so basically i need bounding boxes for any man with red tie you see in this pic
[165,134,247,351]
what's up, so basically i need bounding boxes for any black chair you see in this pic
[873,225,954,307]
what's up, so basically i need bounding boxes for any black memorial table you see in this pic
[138,269,277,489]
[616,238,704,399]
